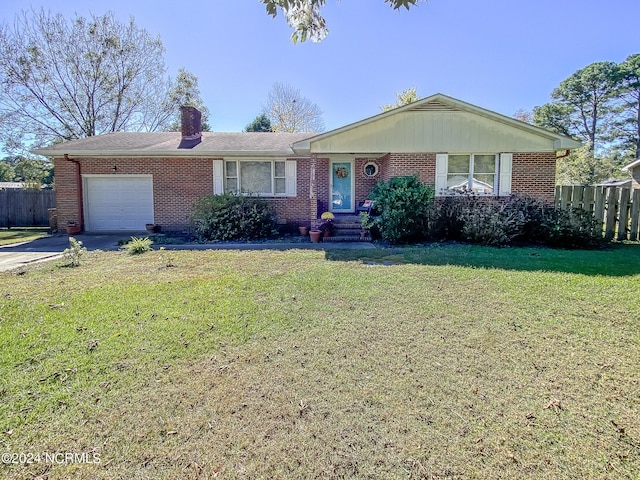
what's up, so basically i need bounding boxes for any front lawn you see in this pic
[1,245,639,479]
[0,228,49,246]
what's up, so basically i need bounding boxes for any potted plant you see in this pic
[66,221,81,235]
[309,229,322,243]
[299,225,309,236]
[319,211,334,237]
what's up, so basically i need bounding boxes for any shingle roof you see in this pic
[33,131,314,157]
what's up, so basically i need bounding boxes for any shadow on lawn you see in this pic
[324,242,640,277]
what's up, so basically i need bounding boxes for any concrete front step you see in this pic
[323,235,368,243]
[332,228,362,236]
[332,223,362,229]
[332,215,362,223]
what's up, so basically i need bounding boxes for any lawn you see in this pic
[0,244,639,479]
[0,228,49,246]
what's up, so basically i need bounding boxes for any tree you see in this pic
[165,68,211,132]
[261,0,425,43]
[13,157,52,185]
[534,62,620,153]
[0,160,14,181]
[513,108,534,124]
[245,114,272,132]
[381,87,419,112]
[263,82,324,133]
[533,61,624,185]
[0,9,187,155]
[612,53,640,159]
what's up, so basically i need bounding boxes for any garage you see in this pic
[83,175,154,231]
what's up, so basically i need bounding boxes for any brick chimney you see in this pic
[179,105,202,149]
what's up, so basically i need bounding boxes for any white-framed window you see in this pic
[435,153,512,196]
[213,159,296,197]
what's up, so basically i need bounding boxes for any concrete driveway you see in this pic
[0,234,123,272]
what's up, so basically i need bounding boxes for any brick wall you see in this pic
[382,153,436,185]
[54,151,558,232]
[54,156,314,232]
[374,151,557,203]
[512,152,557,203]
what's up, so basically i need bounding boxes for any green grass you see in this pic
[0,245,639,479]
[0,228,49,246]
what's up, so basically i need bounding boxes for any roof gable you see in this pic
[293,93,581,154]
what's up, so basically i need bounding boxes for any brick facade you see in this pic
[510,152,556,203]
[54,156,313,232]
[54,151,557,232]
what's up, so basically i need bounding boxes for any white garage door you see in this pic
[84,176,154,231]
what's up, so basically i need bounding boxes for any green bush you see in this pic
[427,194,605,249]
[364,176,435,244]
[191,194,278,241]
[126,236,153,255]
[459,200,526,246]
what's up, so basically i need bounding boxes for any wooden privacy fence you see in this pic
[555,185,640,241]
[0,189,56,228]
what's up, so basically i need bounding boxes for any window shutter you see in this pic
[285,160,297,196]
[213,160,224,194]
[499,153,512,196]
[435,154,448,195]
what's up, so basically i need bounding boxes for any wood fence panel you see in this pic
[582,186,595,213]
[604,187,618,240]
[618,189,630,241]
[0,189,55,227]
[555,185,640,241]
[594,187,607,228]
[560,186,572,209]
[631,189,640,241]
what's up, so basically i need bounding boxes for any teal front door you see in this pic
[330,160,354,213]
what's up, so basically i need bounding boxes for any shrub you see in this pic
[365,176,435,243]
[459,200,526,246]
[428,194,606,249]
[126,236,153,255]
[191,194,278,241]
[62,237,87,267]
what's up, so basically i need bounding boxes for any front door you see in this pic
[329,160,354,213]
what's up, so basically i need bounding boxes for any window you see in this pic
[363,161,379,177]
[436,153,512,196]
[216,160,296,196]
[446,154,497,194]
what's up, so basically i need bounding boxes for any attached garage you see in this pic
[83,175,154,231]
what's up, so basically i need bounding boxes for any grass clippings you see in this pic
[0,244,639,479]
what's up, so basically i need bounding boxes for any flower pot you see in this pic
[309,230,322,243]
[66,224,81,235]
[323,230,330,238]
[299,226,309,236]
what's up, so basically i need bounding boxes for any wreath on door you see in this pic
[335,166,348,178]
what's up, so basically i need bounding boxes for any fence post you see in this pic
[604,187,618,240]
[617,188,630,241]
[630,189,640,241]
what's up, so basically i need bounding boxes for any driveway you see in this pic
[0,234,374,272]
[0,234,123,272]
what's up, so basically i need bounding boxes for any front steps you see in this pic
[323,215,371,242]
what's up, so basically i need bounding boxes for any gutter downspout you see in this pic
[64,154,84,232]
[556,149,571,159]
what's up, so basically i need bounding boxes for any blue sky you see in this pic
[1,0,638,133]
